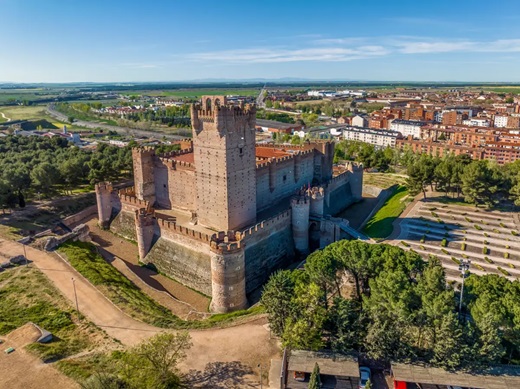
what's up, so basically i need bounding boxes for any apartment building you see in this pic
[390,119,427,139]
[343,126,399,148]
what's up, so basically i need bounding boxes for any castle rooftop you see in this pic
[171,152,195,164]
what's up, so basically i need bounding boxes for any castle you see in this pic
[95,96,363,313]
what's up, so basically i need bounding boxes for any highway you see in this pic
[46,104,188,141]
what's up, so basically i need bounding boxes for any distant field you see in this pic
[479,86,520,94]
[0,105,81,129]
[0,88,61,103]
[145,88,260,98]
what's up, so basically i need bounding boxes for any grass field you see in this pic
[363,185,410,240]
[146,88,260,98]
[0,266,108,362]
[364,173,408,189]
[0,105,86,130]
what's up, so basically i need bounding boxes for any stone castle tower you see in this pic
[191,96,257,231]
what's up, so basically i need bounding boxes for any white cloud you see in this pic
[187,37,520,64]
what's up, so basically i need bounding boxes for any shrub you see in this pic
[498,267,511,276]
[484,232,489,237]
[482,247,488,255]
[508,263,515,269]
[441,238,448,247]
[505,245,511,249]
[493,229,500,233]
[441,248,449,254]
[500,223,506,228]
[484,256,493,264]
[461,243,466,251]
[475,264,485,271]
[429,207,437,211]
[512,231,519,236]
[420,235,425,243]
[474,224,483,230]
[484,240,489,245]
[401,241,409,247]
[451,257,461,265]
[504,252,510,259]
[462,254,469,259]
[465,217,472,222]
[420,245,425,250]
[431,211,439,217]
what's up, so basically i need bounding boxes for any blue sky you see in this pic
[2,0,520,82]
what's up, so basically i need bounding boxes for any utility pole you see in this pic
[458,259,471,316]
[22,243,28,266]
[72,278,80,321]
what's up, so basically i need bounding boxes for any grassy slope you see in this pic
[363,185,409,240]
[0,267,107,362]
[57,242,264,330]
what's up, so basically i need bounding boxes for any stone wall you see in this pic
[256,152,315,211]
[110,211,137,241]
[325,172,355,216]
[144,233,212,296]
[241,210,295,293]
[154,160,196,211]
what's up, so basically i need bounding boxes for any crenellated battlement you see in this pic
[240,209,292,239]
[95,181,113,193]
[155,213,212,243]
[210,230,243,253]
[255,148,314,170]
[119,192,151,211]
[132,146,156,156]
[156,147,194,159]
[291,196,310,206]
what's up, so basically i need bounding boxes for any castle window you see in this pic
[283,175,287,182]
[239,147,243,155]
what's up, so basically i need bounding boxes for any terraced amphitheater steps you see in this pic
[401,241,519,280]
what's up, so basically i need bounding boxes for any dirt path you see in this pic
[0,112,10,121]
[0,238,279,387]
[0,325,79,389]
[0,239,160,346]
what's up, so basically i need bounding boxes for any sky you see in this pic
[2,0,520,83]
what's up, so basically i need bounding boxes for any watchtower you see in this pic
[133,147,156,205]
[191,96,257,231]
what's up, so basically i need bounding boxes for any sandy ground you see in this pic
[0,238,279,388]
[0,325,79,389]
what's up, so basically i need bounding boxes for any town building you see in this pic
[95,96,363,313]
[255,119,302,134]
[343,126,399,148]
[390,119,427,139]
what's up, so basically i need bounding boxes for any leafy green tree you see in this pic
[119,332,191,389]
[308,363,321,389]
[260,270,295,337]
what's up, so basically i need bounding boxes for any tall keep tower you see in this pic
[191,96,257,231]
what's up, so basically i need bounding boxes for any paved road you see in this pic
[47,104,188,141]
[0,239,160,346]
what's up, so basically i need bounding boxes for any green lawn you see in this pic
[363,185,409,240]
[0,267,106,362]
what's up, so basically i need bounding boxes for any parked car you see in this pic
[359,367,371,389]
[294,371,306,382]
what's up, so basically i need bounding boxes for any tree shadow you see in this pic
[185,361,256,389]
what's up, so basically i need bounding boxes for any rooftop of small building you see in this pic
[255,118,301,129]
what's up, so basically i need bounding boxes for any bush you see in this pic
[482,247,489,255]
[508,263,515,269]
[451,257,461,265]
[512,231,519,236]
[504,252,510,259]
[441,248,449,254]
[484,232,489,237]
[475,264,485,271]
[484,256,493,264]
[461,243,466,251]
[401,241,409,247]
[462,254,469,259]
[498,267,511,276]
[474,224,483,230]
[441,238,448,247]
[420,235,426,243]
[431,211,439,217]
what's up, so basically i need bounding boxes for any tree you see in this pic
[308,363,321,389]
[432,312,465,369]
[477,312,505,364]
[260,270,295,337]
[461,161,500,206]
[119,332,192,389]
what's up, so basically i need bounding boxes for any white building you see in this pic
[351,115,368,128]
[462,118,490,127]
[389,119,426,139]
[343,126,399,148]
[494,115,509,128]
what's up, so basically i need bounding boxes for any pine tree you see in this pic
[308,363,321,389]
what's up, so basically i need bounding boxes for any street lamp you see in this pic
[71,278,80,321]
[458,259,471,315]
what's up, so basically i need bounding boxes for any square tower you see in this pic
[191,96,257,231]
